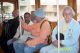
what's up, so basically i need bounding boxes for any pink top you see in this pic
[21,19,51,46]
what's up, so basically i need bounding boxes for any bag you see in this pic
[56,33,64,40]
[40,20,51,44]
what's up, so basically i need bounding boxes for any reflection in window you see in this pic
[0,2,14,20]
[19,0,35,16]
[0,2,2,23]
[40,0,68,22]
[41,0,67,5]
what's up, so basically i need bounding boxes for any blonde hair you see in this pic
[62,6,75,17]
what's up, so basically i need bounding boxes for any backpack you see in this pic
[40,20,52,44]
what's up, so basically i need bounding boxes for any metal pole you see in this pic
[18,0,22,36]
[56,0,60,53]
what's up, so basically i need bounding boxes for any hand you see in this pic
[12,38,17,41]
[26,37,33,41]
[20,18,25,24]
[7,38,17,45]
[20,19,27,29]
[52,40,63,48]
[25,40,36,47]
[52,40,58,48]
[7,39,14,45]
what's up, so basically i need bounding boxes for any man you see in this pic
[0,9,19,53]
[21,8,51,53]
[13,12,32,40]
[13,12,33,53]
[40,6,80,53]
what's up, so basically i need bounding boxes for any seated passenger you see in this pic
[0,9,19,53]
[21,8,51,53]
[40,6,80,53]
[13,12,33,53]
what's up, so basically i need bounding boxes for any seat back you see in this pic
[48,22,57,44]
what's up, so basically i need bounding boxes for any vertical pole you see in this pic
[18,0,22,36]
[56,0,60,53]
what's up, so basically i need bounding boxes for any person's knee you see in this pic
[24,47,31,53]
[40,47,47,53]
[24,46,31,51]
[24,46,36,53]
[40,44,54,53]
[13,41,18,48]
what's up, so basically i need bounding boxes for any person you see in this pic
[0,9,19,53]
[20,8,51,53]
[40,6,80,53]
[13,12,33,53]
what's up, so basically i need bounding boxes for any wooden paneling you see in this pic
[35,0,40,10]
[50,22,57,30]
[68,0,77,20]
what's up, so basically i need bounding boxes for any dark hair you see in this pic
[24,12,30,17]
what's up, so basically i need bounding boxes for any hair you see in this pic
[62,6,75,17]
[31,11,35,20]
[24,12,30,16]
[12,9,19,17]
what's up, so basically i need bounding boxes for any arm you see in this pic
[61,24,80,46]
[52,26,58,42]
[7,26,20,45]
[52,19,63,42]
[21,20,33,32]
[13,26,20,39]
[51,26,60,47]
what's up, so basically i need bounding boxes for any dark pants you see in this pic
[0,38,15,53]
